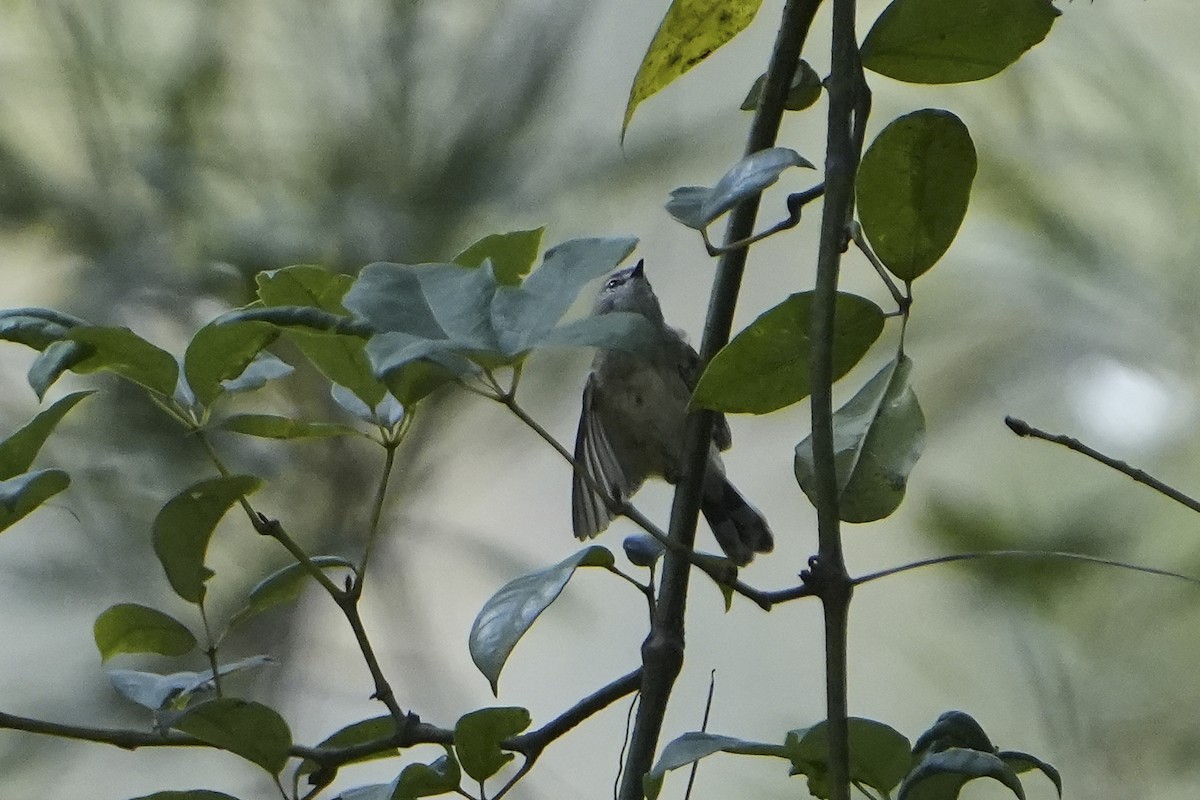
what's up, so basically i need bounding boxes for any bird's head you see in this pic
[593,260,664,325]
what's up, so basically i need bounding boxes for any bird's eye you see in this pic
[605,277,623,290]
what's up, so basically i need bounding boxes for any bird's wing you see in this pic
[572,374,631,539]
[674,330,732,451]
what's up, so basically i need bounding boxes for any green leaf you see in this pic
[857,109,977,280]
[622,0,764,141]
[530,312,658,354]
[665,147,814,230]
[740,59,822,111]
[913,711,996,758]
[67,327,179,396]
[174,698,292,776]
[469,546,614,694]
[785,718,913,799]
[0,469,69,533]
[380,359,460,407]
[644,732,785,800]
[215,414,360,440]
[453,228,546,287]
[185,319,280,407]
[218,353,293,395]
[794,355,925,522]
[218,305,370,336]
[861,0,1059,84]
[366,333,478,401]
[152,475,262,604]
[454,707,531,782]
[0,390,93,480]
[256,265,387,407]
[127,792,243,800]
[999,751,1062,797]
[693,292,884,414]
[392,747,461,800]
[0,307,83,350]
[898,748,1026,800]
[94,604,196,661]
[296,715,400,776]
[229,555,355,628]
[108,656,276,712]
[491,237,639,356]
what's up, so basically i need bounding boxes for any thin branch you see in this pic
[701,184,826,256]
[1005,416,1200,514]
[354,440,400,592]
[848,220,907,312]
[853,549,1200,589]
[683,671,718,800]
[618,1,825,798]
[0,711,201,750]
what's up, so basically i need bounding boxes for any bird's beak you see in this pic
[631,259,645,278]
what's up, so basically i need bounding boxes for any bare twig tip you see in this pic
[1004,416,1030,437]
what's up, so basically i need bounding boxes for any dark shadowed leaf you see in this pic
[217,306,369,336]
[152,475,262,604]
[0,390,92,480]
[27,339,88,399]
[666,148,813,230]
[644,732,784,800]
[623,0,765,140]
[392,747,461,800]
[0,307,83,350]
[453,228,546,286]
[857,109,976,280]
[229,555,355,628]
[861,0,1059,84]
[215,414,360,440]
[0,468,69,533]
[899,748,1025,800]
[913,711,996,757]
[795,356,925,522]
[693,292,884,413]
[1000,751,1062,797]
[454,707,531,782]
[127,792,242,800]
[174,698,292,776]
[94,603,196,661]
[786,718,912,799]
[741,59,822,111]
[469,546,614,694]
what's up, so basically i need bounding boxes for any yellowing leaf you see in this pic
[623,0,764,141]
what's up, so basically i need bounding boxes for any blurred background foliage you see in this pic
[0,0,1199,798]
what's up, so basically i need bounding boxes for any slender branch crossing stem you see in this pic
[617,1,824,797]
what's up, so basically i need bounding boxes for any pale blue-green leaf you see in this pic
[174,698,292,776]
[343,263,447,339]
[644,732,785,800]
[331,383,377,423]
[623,534,665,568]
[93,603,196,661]
[0,390,93,480]
[152,475,263,604]
[794,355,925,522]
[0,307,82,350]
[454,707,531,782]
[530,312,658,355]
[899,748,1025,800]
[666,148,813,231]
[219,353,293,394]
[108,656,278,712]
[0,468,69,533]
[469,546,614,694]
[490,237,638,354]
[27,339,89,399]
